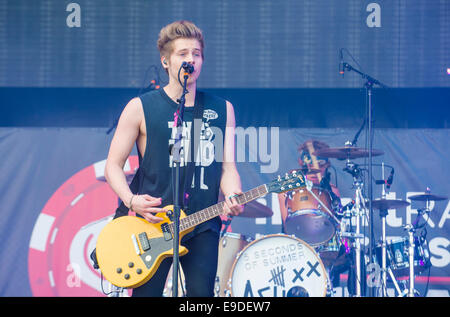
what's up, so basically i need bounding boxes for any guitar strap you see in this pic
[181,91,204,212]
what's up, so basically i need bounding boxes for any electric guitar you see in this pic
[95,170,308,288]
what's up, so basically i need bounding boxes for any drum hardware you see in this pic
[316,231,351,271]
[408,192,448,202]
[404,189,446,297]
[405,223,417,297]
[370,187,445,298]
[305,180,341,225]
[340,232,364,239]
[373,200,410,297]
[341,159,371,297]
[386,265,403,297]
[312,145,384,161]
[344,163,363,297]
[373,162,408,296]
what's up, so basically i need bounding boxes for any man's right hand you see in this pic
[131,194,166,223]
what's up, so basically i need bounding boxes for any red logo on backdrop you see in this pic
[28,156,139,296]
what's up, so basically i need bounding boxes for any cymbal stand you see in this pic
[404,202,429,297]
[404,221,416,297]
[343,160,366,297]
[380,162,388,297]
[387,266,403,297]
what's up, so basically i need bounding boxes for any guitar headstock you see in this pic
[266,170,309,194]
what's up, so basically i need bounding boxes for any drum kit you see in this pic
[215,142,448,298]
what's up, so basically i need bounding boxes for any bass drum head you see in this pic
[229,234,328,297]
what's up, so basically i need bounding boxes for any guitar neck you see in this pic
[169,184,268,234]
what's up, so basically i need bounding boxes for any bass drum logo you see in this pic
[28,156,138,296]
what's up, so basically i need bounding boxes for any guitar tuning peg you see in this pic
[285,173,289,179]
[277,175,281,181]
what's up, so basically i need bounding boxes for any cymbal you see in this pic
[409,193,448,202]
[313,146,384,159]
[370,198,410,210]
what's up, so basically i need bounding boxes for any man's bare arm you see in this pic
[104,97,165,223]
[220,101,243,216]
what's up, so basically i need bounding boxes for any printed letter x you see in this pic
[292,267,305,283]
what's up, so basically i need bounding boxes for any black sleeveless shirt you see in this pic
[136,88,226,240]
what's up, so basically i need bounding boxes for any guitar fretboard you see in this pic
[168,184,268,234]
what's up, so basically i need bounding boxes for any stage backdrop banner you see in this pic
[0,127,448,297]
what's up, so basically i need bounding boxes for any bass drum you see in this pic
[215,232,253,297]
[228,234,328,297]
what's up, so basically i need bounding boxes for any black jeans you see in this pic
[132,229,220,297]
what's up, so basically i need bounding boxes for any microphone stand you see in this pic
[171,68,190,297]
[342,61,387,297]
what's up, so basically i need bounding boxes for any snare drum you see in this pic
[228,234,328,297]
[215,232,253,297]
[285,187,337,246]
[316,234,350,269]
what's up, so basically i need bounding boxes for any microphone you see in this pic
[181,62,194,74]
[386,168,394,190]
[339,49,345,77]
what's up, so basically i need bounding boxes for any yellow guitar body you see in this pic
[95,205,194,288]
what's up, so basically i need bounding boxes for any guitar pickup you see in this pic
[138,232,150,251]
[161,223,173,241]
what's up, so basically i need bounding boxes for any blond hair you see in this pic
[157,20,204,59]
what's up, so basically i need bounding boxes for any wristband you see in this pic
[129,195,136,211]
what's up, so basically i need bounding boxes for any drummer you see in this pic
[278,139,341,228]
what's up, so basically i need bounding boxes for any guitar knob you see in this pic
[128,262,134,268]
[116,268,122,274]
[136,268,142,274]
[124,274,130,280]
